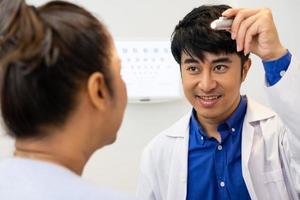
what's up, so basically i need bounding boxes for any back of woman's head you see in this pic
[0,0,113,138]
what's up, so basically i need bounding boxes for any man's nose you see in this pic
[197,73,217,93]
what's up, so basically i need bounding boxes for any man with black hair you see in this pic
[137,6,300,200]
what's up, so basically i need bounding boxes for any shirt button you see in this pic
[217,145,223,151]
[231,127,235,132]
[280,70,286,77]
[201,136,204,140]
[220,181,225,187]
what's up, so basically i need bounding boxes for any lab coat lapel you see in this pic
[165,114,190,200]
[241,116,256,199]
[241,96,276,200]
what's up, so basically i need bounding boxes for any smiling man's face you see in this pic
[180,51,250,123]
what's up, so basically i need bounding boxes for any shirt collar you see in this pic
[190,95,247,136]
[224,95,247,133]
[190,109,203,134]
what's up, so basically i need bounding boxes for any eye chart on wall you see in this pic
[115,40,182,103]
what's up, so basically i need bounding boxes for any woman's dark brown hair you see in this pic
[0,0,113,138]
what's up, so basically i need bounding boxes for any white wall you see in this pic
[1,0,299,195]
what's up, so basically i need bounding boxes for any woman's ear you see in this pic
[87,72,110,111]
[241,58,251,82]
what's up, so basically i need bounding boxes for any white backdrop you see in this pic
[0,0,299,195]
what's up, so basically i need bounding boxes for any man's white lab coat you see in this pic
[137,57,300,200]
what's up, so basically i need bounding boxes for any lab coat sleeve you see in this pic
[266,56,300,193]
[136,146,157,200]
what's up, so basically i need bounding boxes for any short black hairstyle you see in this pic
[171,4,249,65]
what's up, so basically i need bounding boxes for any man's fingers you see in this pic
[230,9,260,40]
[235,14,259,52]
[243,22,259,55]
[222,8,241,17]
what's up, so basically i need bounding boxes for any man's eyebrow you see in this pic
[182,58,199,64]
[182,57,233,65]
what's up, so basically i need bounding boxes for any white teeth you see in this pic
[199,96,220,100]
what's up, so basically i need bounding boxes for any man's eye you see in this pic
[214,65,227,73]
[187,66,199,72]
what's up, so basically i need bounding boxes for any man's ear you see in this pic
[241,58,252,82]
[87,72,110,110]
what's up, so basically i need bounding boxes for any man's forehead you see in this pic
[181,51,236,63]
[181,50,233,58]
